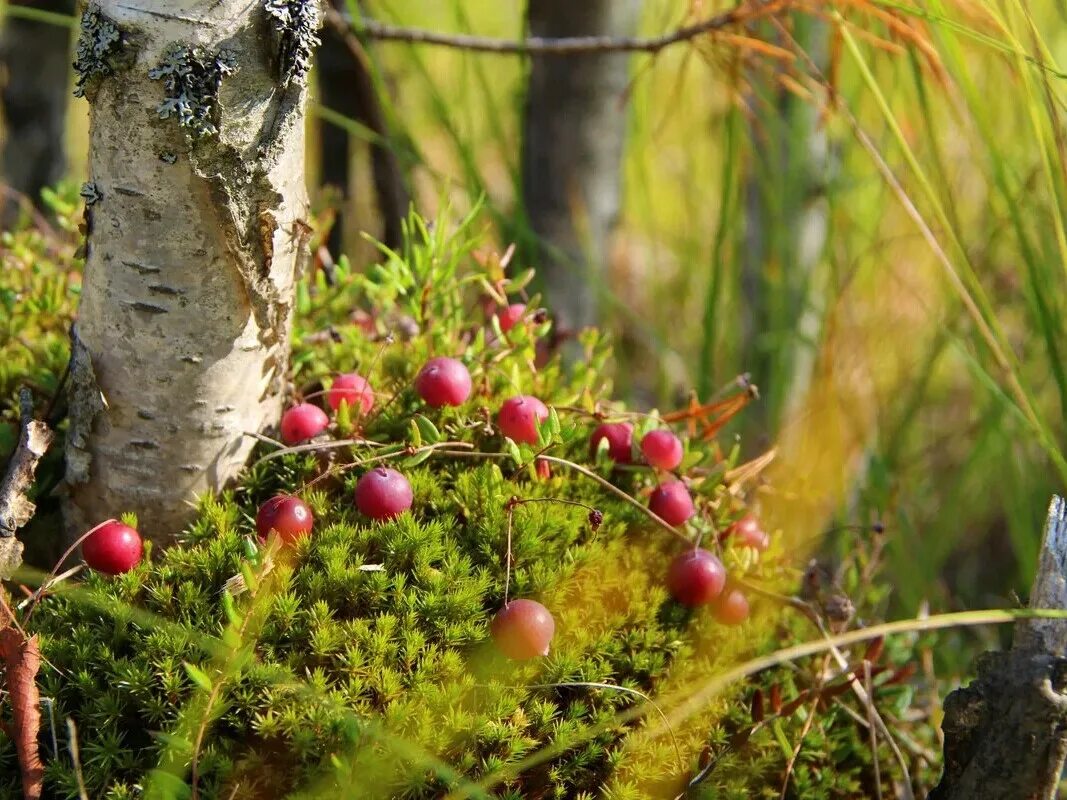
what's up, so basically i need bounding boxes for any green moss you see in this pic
[1,210,931,798]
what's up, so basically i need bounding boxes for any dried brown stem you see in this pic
[338,1,790,56]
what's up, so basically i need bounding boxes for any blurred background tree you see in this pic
[0,0,73,224]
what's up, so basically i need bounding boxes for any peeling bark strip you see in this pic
[0,391,54,579]
[929,496,1067,800]
[0,627,44,800]
[64,1,319,543]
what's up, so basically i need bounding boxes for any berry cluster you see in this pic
[78,299,771,663]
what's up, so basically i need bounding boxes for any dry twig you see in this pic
[335,1,790,56]
[0,390,54,579]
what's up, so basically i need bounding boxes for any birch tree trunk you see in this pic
[64,0,319,542]
[521,0,639,335]
[0,0,73,221]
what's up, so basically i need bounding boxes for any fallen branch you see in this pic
[0,389,54,579]
[930,495,1067,800]
[335,1,790,56]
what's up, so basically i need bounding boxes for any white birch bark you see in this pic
[65,0,319,542]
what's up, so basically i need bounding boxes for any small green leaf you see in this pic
[184,662,213,692]
[771,718,793,760]
[336,397,353,432]
[414,414,442,444]
[221,591,240,626]
[408,419,423,447]
[504,438,522,467]
[404,448,434,467]
[547,407,561,440]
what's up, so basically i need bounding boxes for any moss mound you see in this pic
[1,211,927,799]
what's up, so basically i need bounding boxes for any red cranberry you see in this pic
[498,395,549,445]
[327,373,374,415]
[590,422,634,463]
[535,458,552,481]
[714,588,751,625]
[415,357,472,407]
[667,548,726,607]
[82,521,143,575]
[255,495,314,544]
[649,480,695,526]
[723,514,769,551]
[490,599,555,660]
[641,429,684,471]
[354,467,413,520]
[496,303,526,333]
[280,403,329,445]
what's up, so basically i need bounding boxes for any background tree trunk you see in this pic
[64,0,318,543]
[521,0,639,336]
[318,0,408,255]
[0,0,74,222]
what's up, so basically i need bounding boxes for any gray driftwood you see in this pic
[0,390,54,579]
[929,495,1067,800]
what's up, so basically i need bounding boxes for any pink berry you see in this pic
[722,514,769,551]
[256,495,314,544]
[641,429,684,471]
[498,395,549,445]
[590,422,634,463]
[280,403,329,445]
[82,521,143,575]
[666,548,726,607]
[415,357,472,407]
[714,588,751,625]
[490,599,555,660]
[327,373,374,415]
[496,303,526,333]
[535,458,552,481]
[649,480,695,526]
[354,467,413,520]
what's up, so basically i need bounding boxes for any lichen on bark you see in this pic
[72,4,126,100]
[264,0,322,87]
[148,46,237,139]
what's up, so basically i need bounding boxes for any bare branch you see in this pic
[333,1,789,56]
[0,390,54,578]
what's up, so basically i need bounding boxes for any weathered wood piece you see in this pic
[929,495,1067,800]
[0,390,54,579]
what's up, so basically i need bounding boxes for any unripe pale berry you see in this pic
[714,588,751,625]
[498,395,549,445]
[496,303,526,333]
[82,521,143,575]
[723,514,769,551]
[280,403,329,445]
[256,495,314,544]
[354,467,413,520]
[641,429,684,471]
[666,548,726,607]
[327,373,374,414]
[649,480,695,526]
[415,357,472,407]
[490,599,555,660]
[590,422,634,463]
